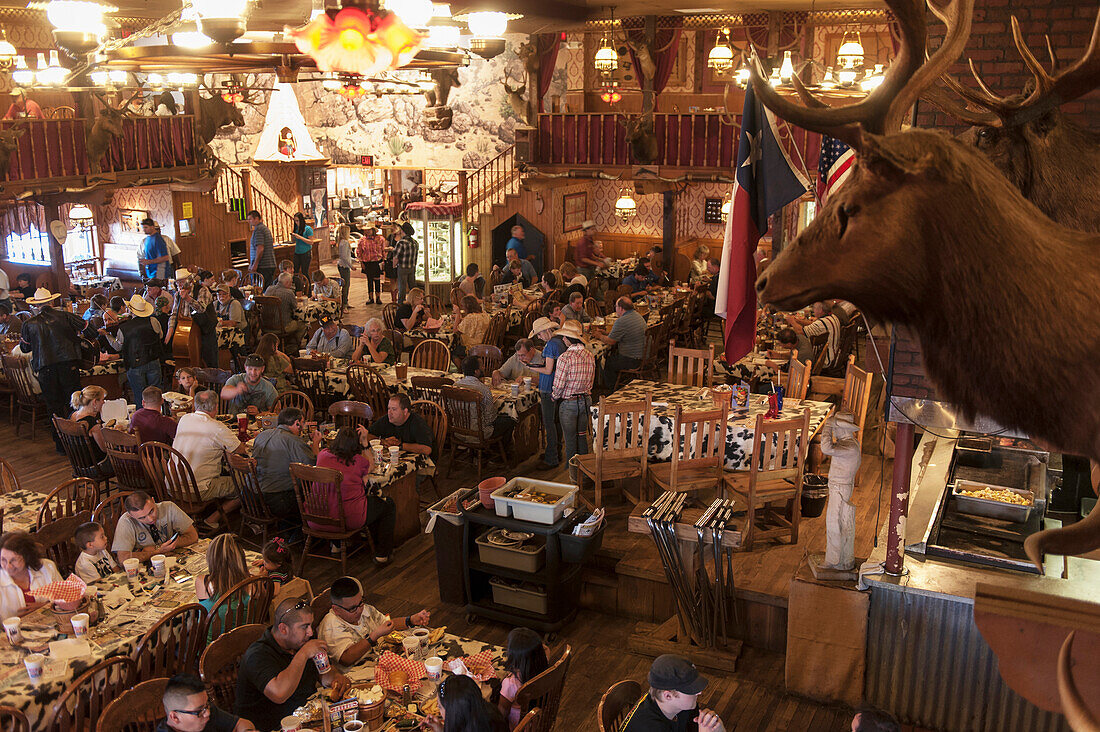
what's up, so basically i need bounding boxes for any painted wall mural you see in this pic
[208,34,532,172]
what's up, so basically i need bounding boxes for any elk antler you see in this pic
[749,0,974,149]
[1058,632,1100,732]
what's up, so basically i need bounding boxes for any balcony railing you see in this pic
[0,114,199,187]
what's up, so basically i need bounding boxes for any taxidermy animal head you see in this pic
[503,79,528,123]
[197,93,245,145]
[621,97,658,164]
[87,92,138,173]
[924,13,1100,232]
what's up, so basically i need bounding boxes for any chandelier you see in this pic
[288,5,424,79]
[68,203,94,224]
[593,7,618,74]
[614,188,637,222]
[708,28,734,73]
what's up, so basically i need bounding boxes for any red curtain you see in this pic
[536,33,562,113]
[625,19,683,95]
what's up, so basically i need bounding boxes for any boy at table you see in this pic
[158,674,253,732]
[73,521,119,582]
[236,598,349,731]
[112,490,198,562]
[318,576,430,670]
[359,393,434,459]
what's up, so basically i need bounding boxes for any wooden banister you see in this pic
[463,145,520,223]
[212,166,295,244]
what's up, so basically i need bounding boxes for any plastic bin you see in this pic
[491,478,577,524]
[489,577,549,615]
[560,520,606,564]
[427,489,473,605]
[475,532,545,573]
[801,474,829,518]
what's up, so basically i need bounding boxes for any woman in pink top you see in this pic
[313,427,397,563]
[357,226,387,305]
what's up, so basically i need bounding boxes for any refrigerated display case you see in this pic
[406,201,464,298]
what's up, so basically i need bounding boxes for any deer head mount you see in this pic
[503,78,528,123]
[750,0,1100,569]
[86,91,141,173]
[620,96,658,163]
[923,12,1100,232]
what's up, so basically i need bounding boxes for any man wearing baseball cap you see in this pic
[305,315,353,359]
[620,654,726,732]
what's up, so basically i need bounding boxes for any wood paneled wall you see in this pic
[171,190,250,272]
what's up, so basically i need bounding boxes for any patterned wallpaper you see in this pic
[588,179,731,241]
[251,165,300,212]
[97,185,175,247]
[680,182,732,240]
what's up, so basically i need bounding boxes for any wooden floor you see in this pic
[0,270,890,731]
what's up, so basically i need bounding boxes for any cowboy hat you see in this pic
[528,317,556,339]
[174,268,193,281]
[570,274,588,287]
[126,294,154,318]
[581,220,596,230]
[553,320,587,341]
[26,288,61,305]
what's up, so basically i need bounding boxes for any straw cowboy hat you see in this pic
[554,320,587,342]
[26,287,61,305]
[528,317,556,339]
[126,294,154,318]
[831,411,859,436]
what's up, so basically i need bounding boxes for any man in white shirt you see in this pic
[172,389,245,527]
[0,267,10,309]
[318,577,430,670]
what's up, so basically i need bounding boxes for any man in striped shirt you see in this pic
[787,301,844,375]
[550,320,595,481]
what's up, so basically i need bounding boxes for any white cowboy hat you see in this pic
[553,319,587,341]
[126,294,154,318]
[174,268,193,281]
[581,220,596,230]
[570,274,588,287]
[26,287,61,305]
[528,317,556,339]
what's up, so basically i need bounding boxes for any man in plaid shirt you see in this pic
[390,222,418,304]
[551,320,595,481]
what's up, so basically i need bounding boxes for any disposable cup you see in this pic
[343,722,364,732]
[312,650,331,673]
[70,613,89,637]
[150,554,167,577]
[388,446,400,466]
[510,383,519,397]
[412,628,430,648]
[4,616,21,645]
[281,716,302,732]
[402,635,421,659]
[425,656,443,680]
[123,558,140,578]
[523,377,532,392]
[24,653,44,680]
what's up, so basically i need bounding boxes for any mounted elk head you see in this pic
[87,91,139,173]
[751,0,1100,569]
[621,97,658,164]
[924,14,1100,232]
[196,92,245,145]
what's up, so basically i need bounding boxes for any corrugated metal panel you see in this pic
[865,584,1068,732]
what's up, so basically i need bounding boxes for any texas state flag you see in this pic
[714,85,810,363]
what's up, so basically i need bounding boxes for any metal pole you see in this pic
[885,421,915,576]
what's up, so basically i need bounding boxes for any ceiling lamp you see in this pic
[68,203,94,223]
[166,72,199,86]
[469,37,505,59]
[836,66,857,86]
[192,0,250,44]
[466,11,507,37]
[836,31,864,69]
[385,0,434,29]
[287,6,424,78]
[221,87,244,102]
[860,63,885,91]
[426,20,461,49]
[600,86,621,104]
[338,80,368,98]
[0,30,16,69]
[310,0,326,21]
[11,56,34,86]
[172,30,213,48]
[594,36,617,74]
[819,66,837,90]
[614,188,637,222]
[48,0,108,54]
[708,27,734,73]
[147,72,165,87]
[38,51,68,86]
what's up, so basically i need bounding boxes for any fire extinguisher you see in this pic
[467,225,479,248]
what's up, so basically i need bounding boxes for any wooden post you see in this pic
[458,170,469,269]
[41,198,70,296]
[241,168,255,213]
[885,421,915,575]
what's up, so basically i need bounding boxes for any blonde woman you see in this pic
[195,533,251,638]
[70,385,114,478]
[690,245,711,282]
[397,287,428,331]
[335,224,353,309]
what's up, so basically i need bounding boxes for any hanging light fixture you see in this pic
[0,30,16,69]
[192,0,250,44]
[466,11,507,37]
[614,187,637,222]
[836,30,864,70]
[819,66,837,90]
[593,8,618,74]
[600,82,621,104]
[385,0,434,29]
[779,51,795,83]
[836,66,857,86]
[11,56,34,86]
[39,50,68,86]
[734,57,750,88]
[166,72,199,86]
[860,63,885,91]
[309,0,326,21]
[289,5,424,77]
[708,28,734,73]
[47,0,108,54]
[68,203,94,223]
[426,19,461,49]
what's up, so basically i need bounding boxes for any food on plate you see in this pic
[517,490,558,505]
[389,670,408,687]
[355,685,384,705]
[960,487,1031,506]
[420,697,439,716]
[428,626,446,644]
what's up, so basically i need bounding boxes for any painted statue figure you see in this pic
[819,412,861,570]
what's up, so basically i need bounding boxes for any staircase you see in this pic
[211,165,296,266]
[463,145,523,225]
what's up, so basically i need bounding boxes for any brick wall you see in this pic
[889,0,1099,402]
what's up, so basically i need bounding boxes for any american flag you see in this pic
[817,135,855,202]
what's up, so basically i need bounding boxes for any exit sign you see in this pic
[360,155,374,166]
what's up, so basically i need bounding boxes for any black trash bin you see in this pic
[427,489,472,605]
[801,473,829,518]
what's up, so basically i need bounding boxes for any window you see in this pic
[5,223,96,265]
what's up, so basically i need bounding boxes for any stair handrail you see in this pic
[213,165,297,244]
[464,145,519,222]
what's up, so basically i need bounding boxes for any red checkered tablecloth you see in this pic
[35,575,87,603]
[459,649,495,682]
[375,651,426,692]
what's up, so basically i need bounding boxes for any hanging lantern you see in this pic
[38,50,69,86]
[0,30,16,69]
[11,56,35,86]
[192,0,249,43]
[614,188,637,222]
[708,28,734,73]
[47,0,107,54]
[68,203,94,223]
[836,31,864,69]
[779,51,794,83]
[466,11,507,37]
[594,35,617,73]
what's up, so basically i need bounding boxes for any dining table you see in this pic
[0,538,260,729]
[0,489,47,534]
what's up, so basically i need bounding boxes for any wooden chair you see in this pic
[441,386,509,482]
[424,293,445,318]
[92,491,133,547]
[242,271,265,290]
[469,344,504,373]
[598,680,643,732]
[449,287,463,308]
[513,645,572,732]
[272,390,316,422]
[584,297,601,318]
[841,355,874,450]
[194,367,231,391]
[52,417,111,492]
[255,295,295,350]
[205,575,275,641]
[138,442,229,528]
[408,375,453,403]
[199,623,266,713]
[290,358,333,413]
[346,363,390,422]
[411,339,450,371]
[614,323,664,389]
[225,452,280,549]
[43,655,136,732]
[573,395,652,508]
[292,272,310,295]
[0,706,29,732]
[95,678,169,732]
[130,603,208,681]
[411,399,446,500]
[328,400,373,432]
[786,357,812,402]
[290,463,370,575]
[647,405,729,500]
[382,303,399,331]
[725,409,811,550]
[1,355,45,439]
[487,311,509,348]
[102,428,156,497]
[36,512,91,576]
[383,328,404,359]
[310,589,332,635]
[37,478,99,529]
[513,709,542,732]
[667,342,715,387]
[0,458,20,495]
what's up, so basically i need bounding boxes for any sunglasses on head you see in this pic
[275,600,310,627]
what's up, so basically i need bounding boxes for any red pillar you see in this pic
[885,421,915,576]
